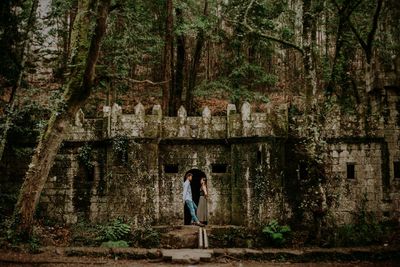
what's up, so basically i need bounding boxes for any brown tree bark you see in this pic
[186,0,208,115]
[302,0,317,108]
[12,0,111,237]
[170,7,185,116]
[162,0,174,114]
[347,0,383,92]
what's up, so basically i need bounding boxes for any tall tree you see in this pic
[186,0,209,115]
[12,0,111,237]
[346,0,383,92]
[162,0,174,114]
[302,0,317,107]
[170,6,185,116]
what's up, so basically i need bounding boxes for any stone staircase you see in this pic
[155,225,212,263]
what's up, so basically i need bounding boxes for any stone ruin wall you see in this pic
[30,89,400,226]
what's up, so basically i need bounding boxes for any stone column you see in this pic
[111,103,122,137]
[178,106,188,137]
[202,106,211,138]
[227,104,236,138]
[241,102,252,137]
[152,104,162,138]
[133,102,145,137]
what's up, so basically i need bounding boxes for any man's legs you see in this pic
[185,200,200,223]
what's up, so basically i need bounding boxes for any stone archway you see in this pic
[183,169,206,225]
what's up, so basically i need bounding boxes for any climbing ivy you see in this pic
[77,143,93,169]
[112,135,129,163]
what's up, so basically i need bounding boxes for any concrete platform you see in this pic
[161,248,213,263]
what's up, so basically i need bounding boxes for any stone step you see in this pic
[155,225,204,248]
[161,248,213,264]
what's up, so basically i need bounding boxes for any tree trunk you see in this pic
[170,7,185,116]
[186,0,208,115]
[302,0,317,108]
[0,0,39,162]
[12,0,111,238]
[162,0,174,114]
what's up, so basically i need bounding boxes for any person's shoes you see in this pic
[194,221,205,227]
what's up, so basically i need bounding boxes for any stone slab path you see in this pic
[161,248,213,263]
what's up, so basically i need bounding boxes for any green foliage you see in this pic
[6,102,50,143]
[98,218,131,242]
[28,234,40,253]
[112,135,129,162]
[131,226,160,248]
[262,219,291,246]
[325,196,389,247]
[70,221,100,246]
[77,143,93,169]
[229,62,277,90]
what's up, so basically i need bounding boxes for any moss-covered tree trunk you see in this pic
[302,0,317,108]
[186,0,208,115]
[162,0,174,114]
[13,0,111,237]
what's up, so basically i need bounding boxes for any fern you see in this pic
[98,218,131,242]
[262,219,291,246]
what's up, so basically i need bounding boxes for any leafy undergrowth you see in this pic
[1,218,399,251]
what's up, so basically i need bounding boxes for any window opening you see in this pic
[212,164,227,173]
[394,161,400,179]
[257,150,262,164]
[298,162,307,180]
[347,163,355,179]
[164,164,179,173]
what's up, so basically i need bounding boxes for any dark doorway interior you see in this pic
[183,169,206,225]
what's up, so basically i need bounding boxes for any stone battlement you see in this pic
[66,102,289,141]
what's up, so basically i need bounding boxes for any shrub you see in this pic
[262,220,291,246]
[98,218,131,242]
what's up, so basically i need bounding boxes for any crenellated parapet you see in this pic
[65,101,289,141]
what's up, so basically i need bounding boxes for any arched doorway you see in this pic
[183,169,206,225]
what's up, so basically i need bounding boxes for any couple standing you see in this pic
[183,173,208,227]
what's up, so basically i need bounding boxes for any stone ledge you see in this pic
[21,245,398,263]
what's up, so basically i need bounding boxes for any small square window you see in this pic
[212,164,227,173]
[347,163,355,179]
[298,162,308,180]
[257,151,262,164]
[164,164,178,173]
[394,161,400,179]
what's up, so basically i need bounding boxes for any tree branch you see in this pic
[110,75,169,85]
[241,0,304,55]
[366,0,383,61]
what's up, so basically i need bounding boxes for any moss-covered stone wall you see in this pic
[1,92,399,228]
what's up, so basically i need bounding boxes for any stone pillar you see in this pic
[133,102,145,137]
[241,102,252,136]
[103,105,111,138]
[152,104,162,138]
[227,104,236,138]
[178,105,188,137]
[111,103,122,137]
[75,109,85,127]
[64,154,78,224]
[202,106,211,138]
[89,161,100,222]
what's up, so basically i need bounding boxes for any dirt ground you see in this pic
[0,250,399,267]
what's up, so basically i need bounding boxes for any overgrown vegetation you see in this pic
[323,197,394,247]
[77,143,93,169]
[97,218,131,248]
[262,219,291,247]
